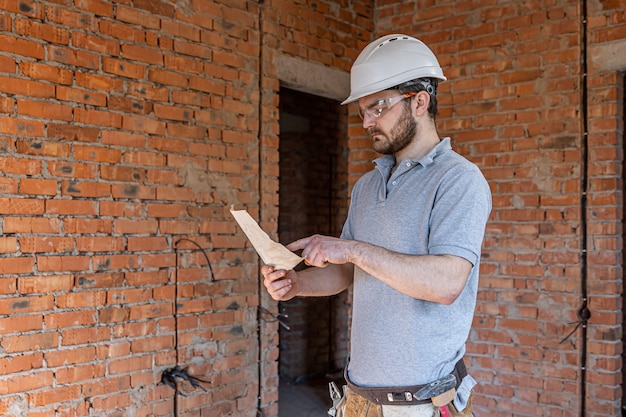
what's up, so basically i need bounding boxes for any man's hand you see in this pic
[286,234,355,268]
[261,265,298,301]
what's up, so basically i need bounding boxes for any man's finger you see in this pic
[286,236,311,251]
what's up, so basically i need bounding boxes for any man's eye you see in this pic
[372,107,385,118]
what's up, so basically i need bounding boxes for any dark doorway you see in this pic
[277,87,350,416]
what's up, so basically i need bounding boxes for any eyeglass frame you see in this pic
[358,91,418,121]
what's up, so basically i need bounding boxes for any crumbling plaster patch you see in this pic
[590,39,626,73]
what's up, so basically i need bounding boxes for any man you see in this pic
[262,34,491,417]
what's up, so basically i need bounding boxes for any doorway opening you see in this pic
[277,87,350,416]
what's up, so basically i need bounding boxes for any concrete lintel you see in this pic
[274,54,350,102]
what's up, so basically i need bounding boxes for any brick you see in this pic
[56,85,107,106]
[111,183,156,199]
[126,237,168,252]
[74,0,114,17]
[4,217,61,233]
[0,257,36,274]
[113,219,158,234]
[82,375,130,397]
[131,335,174,353]
[98,307,130,323]
[64,218,112,234]
[91,254,138,271]
[0,34,44,59]
[72,31,120,55]
[122,114,166,135]
[76,236,125,252]
[20,236,74,254]
[48,45,99,69]
[1,332,58,353]
[0,314,43,334]
[44,310,96,329]
[75,70,123,92]
[44,346,96,367]
[37,255,90,272]
[19,178,57,196]
[74,107,123,128]
[73,144,122,163]
[61,180,111,198]
[109,95,154,115]
[16,138,69,156]
[100,165,146,183]
[107,287,151,305]
[99,20,145,42]
[101,130,146,148]
[0,236,17,254]
[55,363,106,384]
[153,104,193,122]
[0,352,43,373]
[15,19,70,45]
[0,371,53,395]
[48,123,100,143]
[45,199,97,215]
[121,43,163,65]
[148,67,188,88]
[47,6,97,30]
[48,161,98,179]
[18,61,72,85]
[102,57,146,79]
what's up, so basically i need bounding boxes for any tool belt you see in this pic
[344,359,467,406]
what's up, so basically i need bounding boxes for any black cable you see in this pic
[579,2,589,416]
[159,238,214,416]
[559,6,590,417]
[256,1,267,415]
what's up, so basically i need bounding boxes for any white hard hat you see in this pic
[341,34,446,105]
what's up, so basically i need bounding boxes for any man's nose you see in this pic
[362,113,376,129]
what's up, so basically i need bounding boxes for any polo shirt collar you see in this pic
[374,137,451,169]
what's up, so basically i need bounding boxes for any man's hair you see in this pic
[394,78,439,120]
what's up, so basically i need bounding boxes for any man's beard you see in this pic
[368,110,417,155]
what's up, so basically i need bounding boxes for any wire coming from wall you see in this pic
[575,1,591,416]
[159,238,214,416]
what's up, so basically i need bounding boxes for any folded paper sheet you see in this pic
[230,207,304,270]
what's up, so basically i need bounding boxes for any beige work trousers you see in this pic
[338,388,475,417]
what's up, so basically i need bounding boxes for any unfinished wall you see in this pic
[0,1,266,416]
[0,0,367,416]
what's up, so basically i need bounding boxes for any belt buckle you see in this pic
[387,391,413,402]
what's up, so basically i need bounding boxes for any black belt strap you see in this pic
[344,359,467,406]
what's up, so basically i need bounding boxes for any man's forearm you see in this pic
[296,263,354,297]
[348,241,472,305]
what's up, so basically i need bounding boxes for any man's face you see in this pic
[358,91,418,155]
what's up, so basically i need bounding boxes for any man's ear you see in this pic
[413,91,431,116]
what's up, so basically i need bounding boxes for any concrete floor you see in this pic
[279,375,341,417]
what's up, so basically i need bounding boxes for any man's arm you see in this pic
[262,262,354,301]
[288,235,472,305]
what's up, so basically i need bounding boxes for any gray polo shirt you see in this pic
[341,138,491,405]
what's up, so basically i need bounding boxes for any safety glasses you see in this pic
[358,91,417,120]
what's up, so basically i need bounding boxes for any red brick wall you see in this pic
[0,1,265,416]
[1,0,626,416]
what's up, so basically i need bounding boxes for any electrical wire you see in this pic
[556,3,592,417]
[159,238,214,416]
